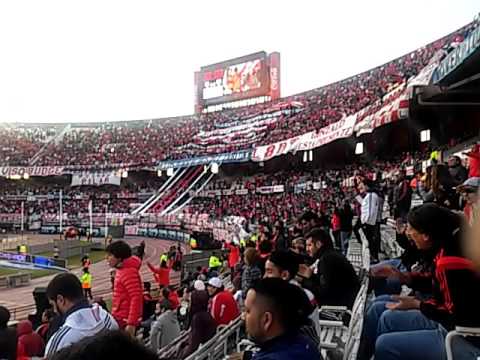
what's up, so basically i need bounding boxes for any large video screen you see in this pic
[198,52,270,106]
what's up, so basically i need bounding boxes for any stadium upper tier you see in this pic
[0,23,474,167]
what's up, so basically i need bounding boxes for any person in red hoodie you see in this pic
[146,260,170,288]
[466,143,480,178]
[206,277,240,326]
[225,242,240,275]
[159,287,180,310]
[106,240,143,337]
[16,320,44,358]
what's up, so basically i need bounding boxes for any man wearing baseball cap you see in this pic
[458,177,480,226]
[206,277,240,326]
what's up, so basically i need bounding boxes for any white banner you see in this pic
[256,185,284,194]
[0,166,64,178]
[252,115,356,162]
[71,173,121,187]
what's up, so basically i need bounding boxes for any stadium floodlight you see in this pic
[420,129,431,143]
[211,162,219,174]
[157,170,162,177]
[121,170,128,178]
[23,173,30,180]
[167,168,174,177]
[355,142,364,155]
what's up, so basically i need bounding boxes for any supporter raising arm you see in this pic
[146,260,171,288]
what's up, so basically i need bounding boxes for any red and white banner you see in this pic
[252,115,356,162]
[0,213,22,223]
[256,185,284,194]
[0,166,64,178]
[125,225,139,236]
[354,85,409,137]
[71,172,121,187]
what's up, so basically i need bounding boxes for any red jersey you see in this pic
[210,290,239,326]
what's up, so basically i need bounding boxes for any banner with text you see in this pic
[256,185,284,194]
[252,115,356,162]
[0,166,64,178]
[71,172,121,187]
[157,150,252,170]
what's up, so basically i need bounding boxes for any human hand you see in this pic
[298,264,313,279]
[371,265,400,278]
[386,295,420,311]
[125,325,136,337]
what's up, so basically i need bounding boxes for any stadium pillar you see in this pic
[59,190,63,237]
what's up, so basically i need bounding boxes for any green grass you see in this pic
[37,250,106,270]
[0,267,60,279]
[0,249,106,280]
[0,267,21,277]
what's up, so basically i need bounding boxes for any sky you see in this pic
[0,0,477,123]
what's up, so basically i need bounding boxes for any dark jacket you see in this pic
[180,290,216,358]
[274,233,289,251]
[0,326,17,360]
[241,264,262,299]
[303,247,360,308]
[419,248,480,330]
[393,180,412,219]
[448,164,468,187]
[252,332,320,360]
[338,206,353,232]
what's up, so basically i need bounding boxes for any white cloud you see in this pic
[0,0,476,123]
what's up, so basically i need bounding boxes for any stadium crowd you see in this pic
[0,22,475,167]
[0,141,479,359]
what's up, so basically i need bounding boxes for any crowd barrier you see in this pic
[183,316,243,360]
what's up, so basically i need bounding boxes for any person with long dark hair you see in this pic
[361,204,480,360]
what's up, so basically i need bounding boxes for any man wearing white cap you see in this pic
[457,177,480,226]
[206,277,240,326]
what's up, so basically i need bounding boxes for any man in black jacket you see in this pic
[0,306,16,360]
[299,228,360,309]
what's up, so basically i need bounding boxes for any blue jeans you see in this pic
[340,231,351,255]
[375,310,447,360]
[371,259,406,296]
[362,295,394,358]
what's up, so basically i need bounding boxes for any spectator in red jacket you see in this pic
[206,277,240,326]
[161,287,180,310]
[146,260,170,288]
[16,320,45,358]
[226,242,240,275]
[466,144,480,178]
[35,308,55,342]
[106,240,143,337]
